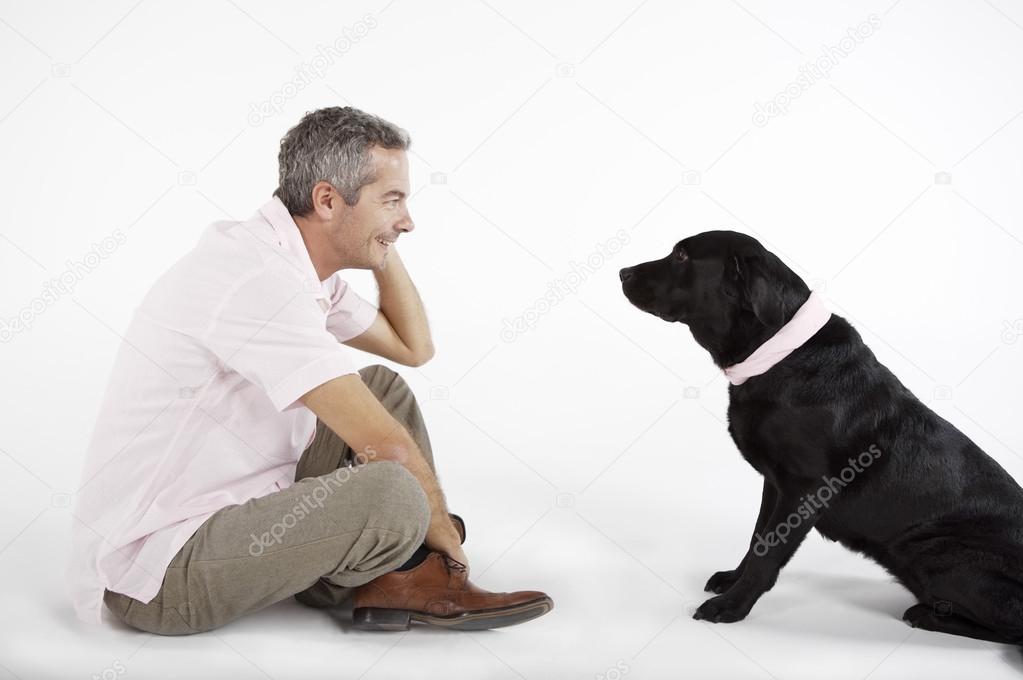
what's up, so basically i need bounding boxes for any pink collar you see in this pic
[722,291,831,386]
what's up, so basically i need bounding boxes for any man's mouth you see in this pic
[375,236,395,250]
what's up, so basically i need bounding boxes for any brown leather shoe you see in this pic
[351,551,553,631]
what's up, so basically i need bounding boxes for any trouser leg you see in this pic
[102,460,429,635]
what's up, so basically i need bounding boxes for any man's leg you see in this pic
[288,364,552,631]
[103,460,429,635]
[293,364,437,608]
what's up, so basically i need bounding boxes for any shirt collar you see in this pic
[258,196,329,291]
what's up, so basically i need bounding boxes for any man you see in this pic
[67,106,553,634]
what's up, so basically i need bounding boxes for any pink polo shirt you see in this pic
[67,196,378,625]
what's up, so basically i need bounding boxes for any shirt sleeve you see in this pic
[326,275,378,342]
[201,268,360,412]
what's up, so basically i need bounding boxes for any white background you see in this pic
[2,0,1023,678]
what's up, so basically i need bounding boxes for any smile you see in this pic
[375,236,394,249]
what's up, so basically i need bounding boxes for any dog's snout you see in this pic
[619,268,633,282]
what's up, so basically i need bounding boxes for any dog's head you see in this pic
[619,230,810,365]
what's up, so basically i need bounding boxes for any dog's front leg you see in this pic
[694,483,818,623]
[705,478,778,594]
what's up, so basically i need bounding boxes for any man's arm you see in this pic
[343,247,434,366]
[299,373,468,570]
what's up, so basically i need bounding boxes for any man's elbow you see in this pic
[405,344,435,367]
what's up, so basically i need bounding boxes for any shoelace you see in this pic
[442,554,467,574]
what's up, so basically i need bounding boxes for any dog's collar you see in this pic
[722,291,831,386]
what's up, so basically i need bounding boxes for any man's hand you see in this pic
[344,247,434,366]
[428,516,470,575]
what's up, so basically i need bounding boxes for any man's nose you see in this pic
[397,211,414,233]
[619,267,633,282]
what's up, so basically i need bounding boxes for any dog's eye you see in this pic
[676,249,689,263]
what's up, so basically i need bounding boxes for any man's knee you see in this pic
[351,460,429,540]
[102,589,206,636]
[317,461,429,580]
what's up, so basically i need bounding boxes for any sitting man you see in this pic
[67,106,553,634]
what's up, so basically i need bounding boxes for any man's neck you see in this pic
[292,214,340,282]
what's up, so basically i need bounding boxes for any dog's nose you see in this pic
[619,268,633,282]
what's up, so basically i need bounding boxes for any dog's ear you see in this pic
[732,253,785,327]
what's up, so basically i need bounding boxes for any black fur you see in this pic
[620,230,1023,646]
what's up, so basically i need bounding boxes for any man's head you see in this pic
[274,106,413,273]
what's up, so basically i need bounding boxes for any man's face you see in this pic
[330,146,414,270]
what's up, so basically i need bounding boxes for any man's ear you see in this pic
[733,254,785,327]
[310,181,343,220]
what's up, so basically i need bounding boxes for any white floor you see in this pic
[6,404,1023,679]
[8,519,1023,680]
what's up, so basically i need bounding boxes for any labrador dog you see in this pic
[620,230,1023,646]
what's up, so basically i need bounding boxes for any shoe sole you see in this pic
[352,597,553,631]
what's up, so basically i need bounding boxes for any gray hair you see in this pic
[273,106,410,216]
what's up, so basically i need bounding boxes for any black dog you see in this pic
[620,230,1023,646]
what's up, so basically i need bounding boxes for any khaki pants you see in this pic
[103,365,435,635]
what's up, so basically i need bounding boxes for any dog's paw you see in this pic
[692,595,751,623]
[903,601,954,628]
[704,569,741,594]
[902,603,930,627]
